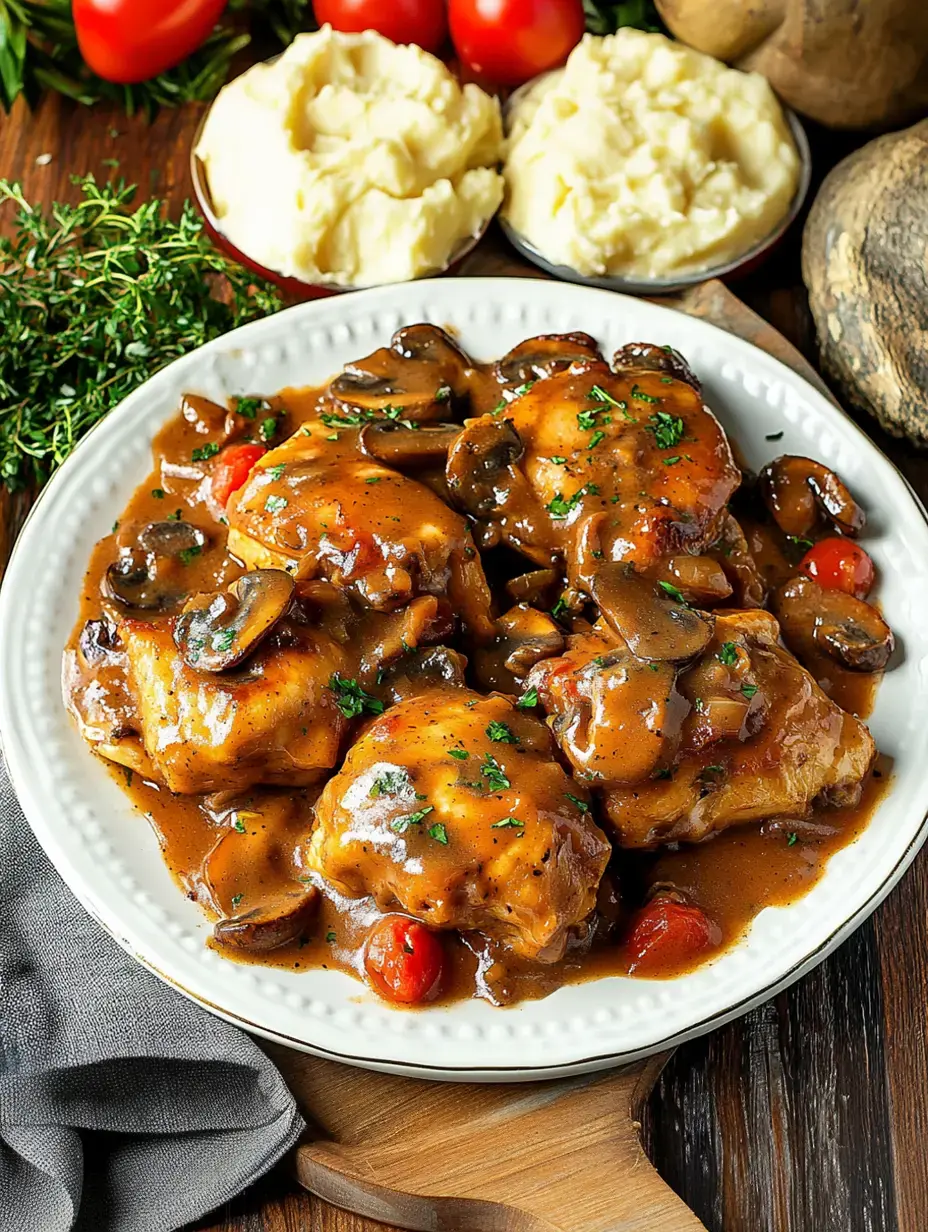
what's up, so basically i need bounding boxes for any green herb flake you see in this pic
[717,642,739,666]
[565,792,590,814]
[486,720,518,744]
[491,817,524,830]
[741,682,759,699]
[550,455,568,465]
[151,488,165,499]
[481,754,510,793]
[230,894,243,908]
[662,455,682,466]
[588,384,636,421]
[646,411,685,449]
[551,597,569,621]
[588,430,606,450]
[787,535,814,550]
[329,674,385,719]
[435,384,452,402]
[191,441,219,462]
[448,748,469,761]
[576,409,599,431]
[517,688,539,710]
[787,831,798,846]
[365,476,381,484]
[631,383,661,404]
[259,417,277,442]
[326,930,337,943]
[268,463,286,481]
[264,494,287,514]
[211,627,236,652]
[235,397,266,420]
[370,769,408,798]
[547,485,596,519]
[166,509,182,521]
[178,544,202,566]
[658,580,688,605]
[391,805,434,833]
[492,398,507,415]
[428,822,449,845]
[233,818,246,833]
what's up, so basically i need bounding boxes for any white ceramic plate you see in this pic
[2,278,927,1082]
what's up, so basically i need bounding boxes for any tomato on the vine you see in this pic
[73,0,228,84]
[210,443,267,508]
[799,537,875,600]
[313,0,448,54]
[623,894,720,975]
[449,0,585,85]
[363,915,445,1004]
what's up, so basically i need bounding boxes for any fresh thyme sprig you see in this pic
[0,176,284,491]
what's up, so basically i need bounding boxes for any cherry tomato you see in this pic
[449,0,585,86]
[73,0,228,84]
[313,0,448,54]
[624,894,719,975]
[363,915,445,1004]
[799,537,875,600]
[210,443,267,508]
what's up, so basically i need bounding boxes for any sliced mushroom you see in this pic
[214,887,319,953]
[759,456,865,539]
[663,556,733,606]
[78,617,120,666]
[329,324,472,421]
[446,415,524,517]
[494,332,604,386]
[612,342,701,392]
[358,595,453,681]
[589,563,714,662]
[103,522,209,612]
[707,512,766,608]
[772,576,894,672]
[359,421,462,467]
[505,568,562,608]
[384,645,468,701]
[498,604,566,677]
[173,569,294,672]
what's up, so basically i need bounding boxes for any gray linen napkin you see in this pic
[0,753,306,1232]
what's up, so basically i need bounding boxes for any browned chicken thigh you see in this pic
[304,687,611,962]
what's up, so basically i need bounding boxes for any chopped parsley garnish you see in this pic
[448,748,469,761]
[492,398,507,415]
[718,642,739,666]
[264,494,287,514]
[662,455,681,466]
[658,580,688,605]
[233,817,246,833]
[787,831,798,846]
[326,930,337,943]
[588,384,635,421]
[365,476,381,484]
[486,720,518,744]
[787,535,814,550]
[741,682,759,699]
[166,509,182,521]
[565,792,590,813]
[329,674,385,719]
[547,484,597,518]
[259,417,277,441]
[491,817,524,829]
[428,822,449,845]
[211,627,236,652]
[151,488,165,499]
[631,383,661,404]
[646,411,685,449]
[694,697,705,714]
[230,894,244,908]
[123,767,133,787]
[513,381,535,397]
[588,430,606,450]
[235,397,266,420]
[268,463,286,481]
[320,409,366,428]
[481,754,510,793]
[517,688,539,710]
[370,769,408,797]
[550,455,567,465]
[576,409,599,431]
[191,441,219,462]
[435,384,452,402]
[178,544,202,566]
[551,597,569,621]
[391,805,434,833]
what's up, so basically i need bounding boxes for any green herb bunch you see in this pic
[0,0,314,115]
[582,1,664,34]
[0,176,284,491]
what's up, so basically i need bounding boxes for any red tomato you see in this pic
[624,895,719,975]
[210,443,267,508]
[73,0,228,84]
[799,537,875,600]
[364,915,445,1004]
[313,0,448,53]
[449,0,585,85]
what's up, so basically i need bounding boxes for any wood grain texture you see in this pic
[2,89,926,1232]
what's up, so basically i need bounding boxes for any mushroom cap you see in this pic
[173,569,295,672]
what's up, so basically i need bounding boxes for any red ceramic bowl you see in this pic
[190,105,496,301]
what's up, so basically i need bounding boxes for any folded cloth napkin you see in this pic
[0,752,305,1232]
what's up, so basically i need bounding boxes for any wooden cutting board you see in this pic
[254,273,838,1232]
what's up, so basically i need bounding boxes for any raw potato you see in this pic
[802,120,928,445]
[656,0,928,130]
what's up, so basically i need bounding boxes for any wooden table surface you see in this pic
[3,92,927,1232]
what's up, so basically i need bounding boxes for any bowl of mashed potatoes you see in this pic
[501,29,810,293]
[193,26,504,295]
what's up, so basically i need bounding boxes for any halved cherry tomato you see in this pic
[313,0,448,54]
[73,0,228,84]
[210,443,267,508]
[449,0,585,86]
[799,537,875,600]
[363,915,445,1004]
[624,894,720,975]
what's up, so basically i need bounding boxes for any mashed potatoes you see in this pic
[503,30,801,280]
[196,26,503,287]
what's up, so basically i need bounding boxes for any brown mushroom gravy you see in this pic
[63,327,889,1007]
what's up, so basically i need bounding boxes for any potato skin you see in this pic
[657,0,928,130]
[802,119,928,446]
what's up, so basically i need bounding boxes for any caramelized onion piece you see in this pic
[359,421,461,467]
[773,576,894,672]
[494,332,604,385]
[497,604,566,677]
[214,886,319,953]
[612,342,700,391]
[759,456,865,538]
[173,569,294,672]
[446,415,524,517]
[589,564,714,662]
